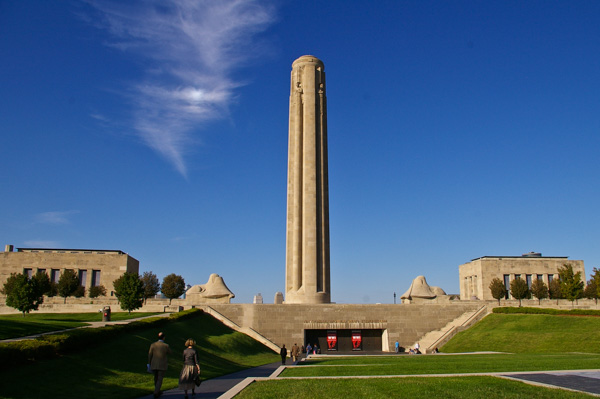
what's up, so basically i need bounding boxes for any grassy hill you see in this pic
[0,310,279,399]
[442,312,600,353]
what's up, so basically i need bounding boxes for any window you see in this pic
[23,268,33,278]
[50,269,60,283]
[91,270,101,287]
[503,274,510,299]
[537,274,543,281]
[79,270,87,287]
[548,274,554,283]
[526,274,532,289]
[38,268,46,275]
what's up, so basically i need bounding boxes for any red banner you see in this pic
[326,330,337,350]
[351,330,362,350]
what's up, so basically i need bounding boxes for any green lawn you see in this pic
[0,311,279,399]
[281,353,600,377]
[0,312,159,339]
[266,313,600,398]
[441,313,600,353]
[236,376,593,399]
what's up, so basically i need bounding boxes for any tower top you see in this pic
[292,55,324,69]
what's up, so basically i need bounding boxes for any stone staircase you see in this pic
[413,305,489,353]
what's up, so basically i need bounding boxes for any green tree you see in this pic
[113,272,144,313]
[74,285,86,298]
[510,277,529,307]
[587,267,600,304]
[161,273,186,305]
[2,273,44,316]
[558,263,584,305]
[31,271,52,296]
[584,279,598,305]
[57,270,80,304]
[488,277,507,306]
[89,285,107,298]
[141,271,160,304]
[530,279,548,305]
[548,278,562,304]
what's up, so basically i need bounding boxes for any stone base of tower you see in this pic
[285,290,330,304]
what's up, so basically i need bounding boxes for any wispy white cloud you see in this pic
[34,211,80,225]
[86,0,277,177]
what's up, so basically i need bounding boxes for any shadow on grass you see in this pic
[0,311,278,399]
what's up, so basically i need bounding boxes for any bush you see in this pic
[74,285,85,298]
[88,285,107,298]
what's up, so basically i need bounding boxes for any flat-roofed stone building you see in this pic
[459,252,585,300]
[0,245,139,296]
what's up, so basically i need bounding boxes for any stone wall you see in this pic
[198,302,484,351]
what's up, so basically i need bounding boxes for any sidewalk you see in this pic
[138,361,283,399]
[0,313,171,343]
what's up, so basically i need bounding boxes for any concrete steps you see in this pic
[413,305,489,353]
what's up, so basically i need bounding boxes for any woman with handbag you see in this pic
[178,338,200,398]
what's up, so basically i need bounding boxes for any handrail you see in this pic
[427,305,489,351]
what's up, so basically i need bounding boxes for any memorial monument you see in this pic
[285,55,331,304]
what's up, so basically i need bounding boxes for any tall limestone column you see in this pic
[285,55,330,304]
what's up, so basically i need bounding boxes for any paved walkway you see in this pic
[138,361,283,399]
[0,313,171,343]
[502,370,600,396]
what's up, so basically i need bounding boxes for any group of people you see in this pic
[279,342,322,364]
[147,332,200,399]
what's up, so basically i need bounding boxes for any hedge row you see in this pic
[493,307,600,316]
[0,308,203,369]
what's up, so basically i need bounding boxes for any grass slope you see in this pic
[441,313,600,353]
[0,311,279,399]
[0,312,158,340]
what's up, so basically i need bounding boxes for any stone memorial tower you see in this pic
[285,55,331,304]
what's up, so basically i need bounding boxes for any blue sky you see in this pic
[1,0,599,304]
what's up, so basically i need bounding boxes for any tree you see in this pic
[584,279,598,305]
[141,271,160,304]
[161,274,186,305]
[558,263,584,305]
[2,273,44,316]
[530,279,548,305]
[74,285,86,298]
[586,267,600,305]
[31,271,52,296]
[510,277,529,307]
[548,279,562,304]
[89,285,107,298]
[113,272,144,313]
[57,270,80,304]
[488,278,507,305]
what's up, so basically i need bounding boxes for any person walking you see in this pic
[280,344,287,365]
[395,340,400,353]
[148,332,172,398]
[178,338,200,399]
[291,343,300,363]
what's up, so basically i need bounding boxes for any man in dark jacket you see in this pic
[280,344,287,365]
[148,332,172,398]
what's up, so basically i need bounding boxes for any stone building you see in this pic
[0,245,139,296]
[459,252,585,301]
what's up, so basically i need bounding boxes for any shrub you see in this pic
[88,285,107,298]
